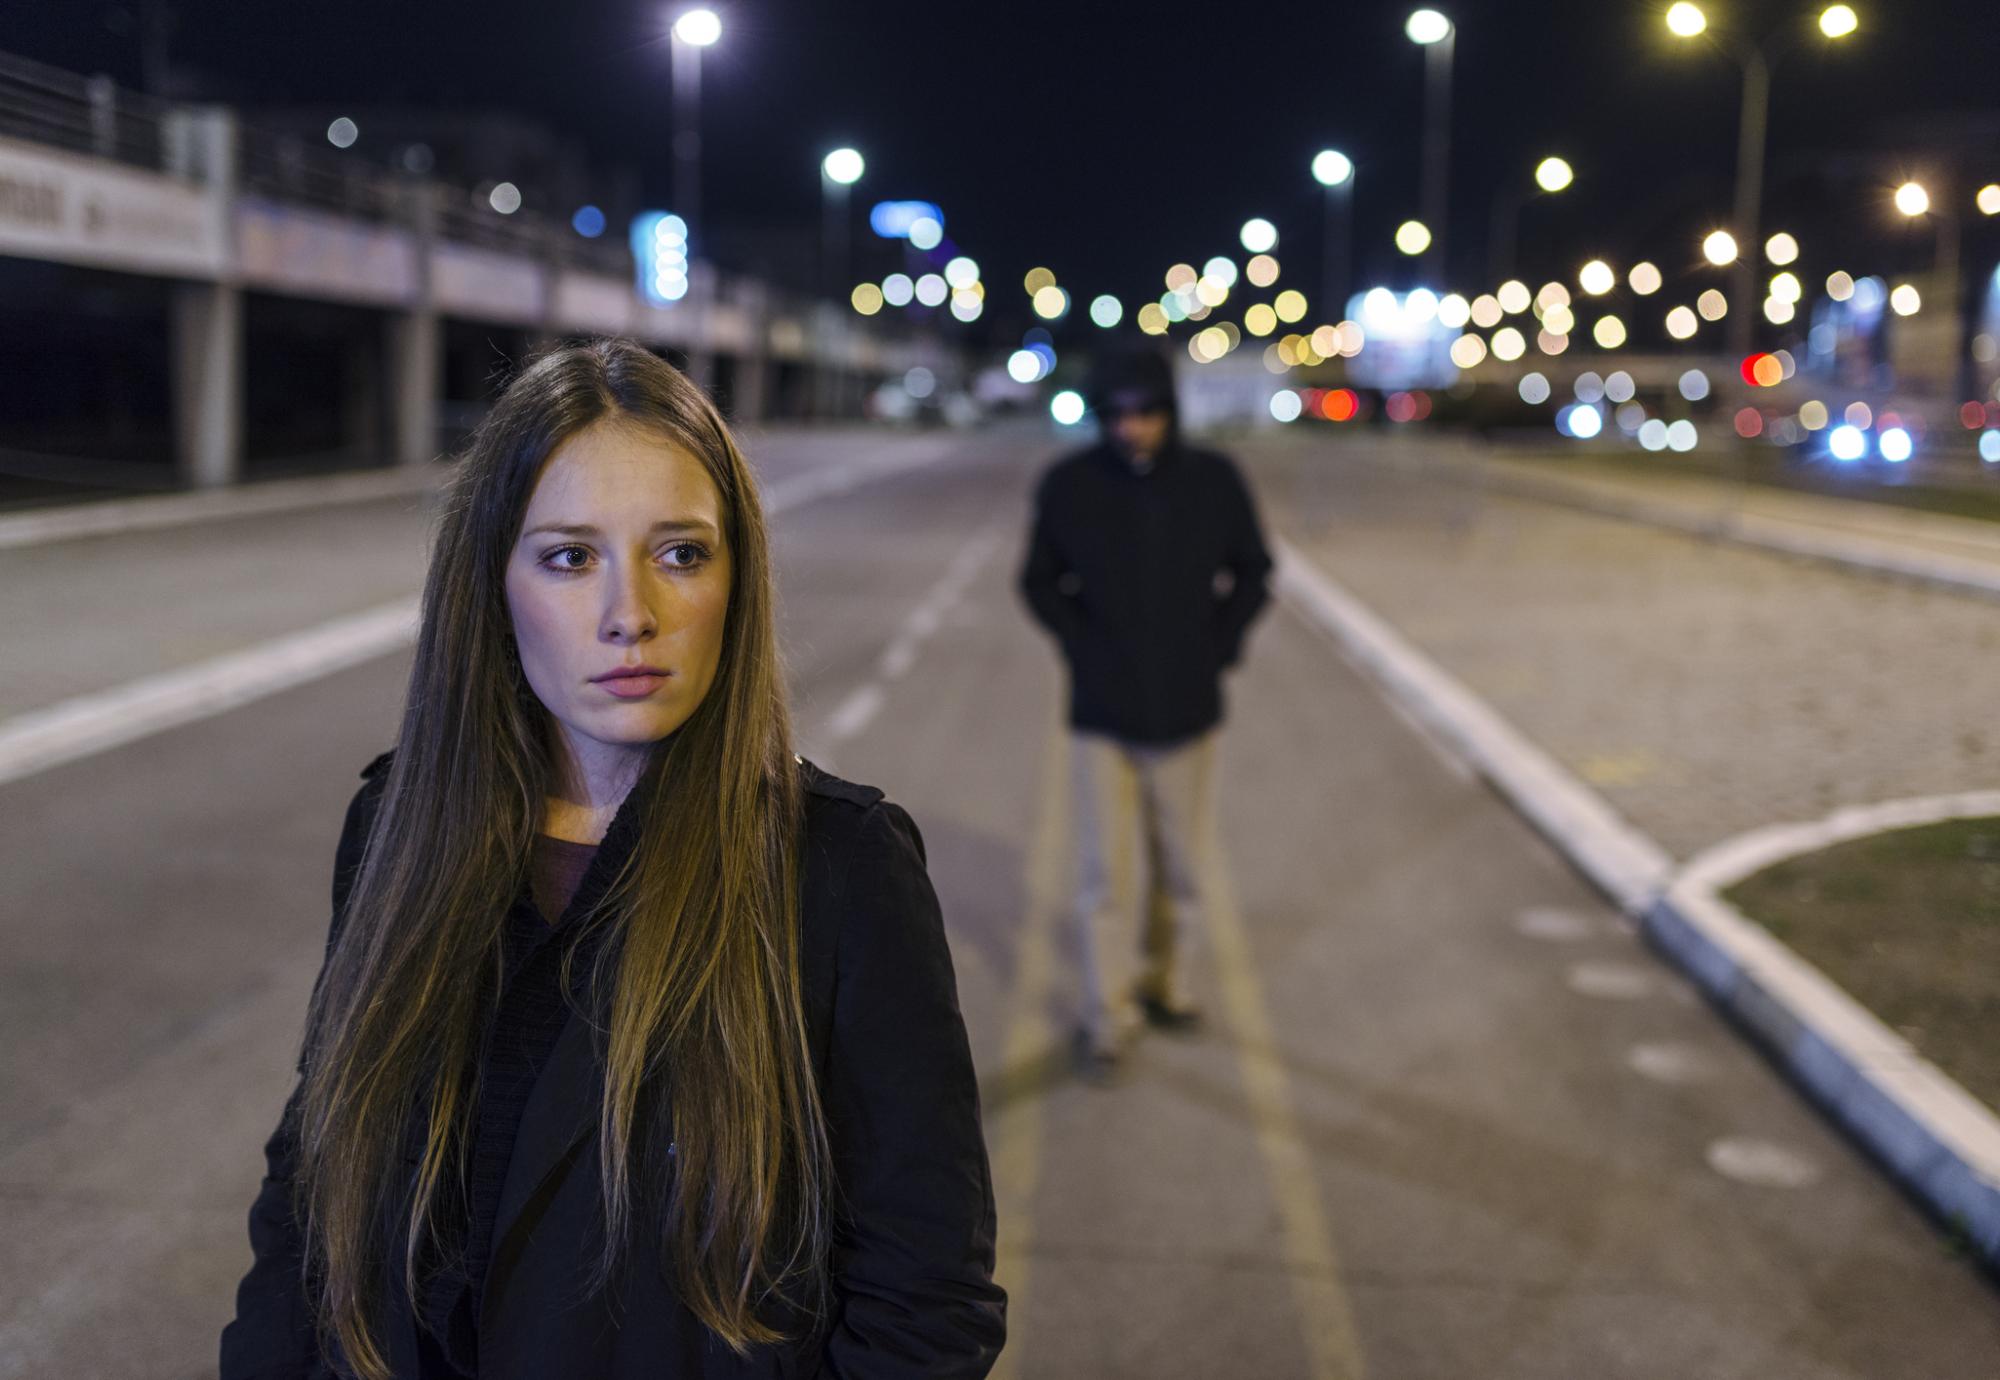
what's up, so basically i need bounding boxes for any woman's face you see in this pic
[504,422,733,789]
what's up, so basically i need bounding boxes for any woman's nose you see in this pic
[599,564,658,643]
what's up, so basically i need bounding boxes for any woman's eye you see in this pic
[542,545,591,571]
[662,542,710,569]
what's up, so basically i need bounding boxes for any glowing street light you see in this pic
[1535,157,1574,193]
[821,148,864,185]
[1979,184,2000,216]
[819,148,865,302]
[1491,157,1573,281]
[1406,10,1455,280]
[1240,217,1278,253]
[1578,259,1615,296]
[1312,149,1355,325]
[1396,220,1432,256]
[1702,230,1738,265]
[1894,181,1930,216]
[1665,3,1707,37]
[668,8,724,252]
[1664,2,1856,355]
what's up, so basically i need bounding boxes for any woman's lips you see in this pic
[593,668,671,698]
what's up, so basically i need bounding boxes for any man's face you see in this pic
[1102,389,1171,465]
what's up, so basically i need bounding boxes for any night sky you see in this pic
[5,2,1996,329]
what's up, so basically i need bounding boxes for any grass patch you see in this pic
[1726,818,2000,1112]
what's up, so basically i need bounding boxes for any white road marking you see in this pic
[1626,1042,1715,1085]
[1564,960,1657,1000]
[1706,1137,1822,1189]
[0,598,420,788]
[821,684,887,746]
[1514,906,1598,941]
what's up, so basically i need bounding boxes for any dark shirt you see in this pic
[416,835,603,1378]
[1019,440,1273,745]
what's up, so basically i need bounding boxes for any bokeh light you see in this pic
[1449,334,1488,368]
[851,283,884,315]
[1033,285,1070,319]
[1491,327,1527,361]
[1702,230,1737,265]
[1395,220,1432,256]
[1312,149,1354,187]
[1026,266,1058,295]
[822,148,865,185]
[882,273,914,307]
[1089,294,1123,328]
[1894,182,1930,217]
[1247,255,1281,288]
[1819,4,1858,38]
[1979,185,2000,217]
[1889,283,1921,316]
[915,274,948,307]
[1879,426,1913,462]
[488,182,523,215]
[1593,315,1627,349]
[944,257,980,290]
[1245,303,1279,337]
[673,8,722,45]
[326,117,358,149]
[1765,232,1799,265]
[1678,368,1710,401]
[1519,372,1551,405]
[1628,262,1663,295]
[1470,294,1503,327]
[1666,4,1707,38]
[1406,9,1452,44]
[1828,424,1867,461]
[1535,157,1575,194]
[1497,280,1532,314]
[1240,218,1278,253]
[1137,302,1169,335]
[1578,260,1615,296]
[1666,419,1698,452]
[1274,289,1309,323]
[1666,305,1698,339]
[908,216,943,250]
[1697,289,1728,321]
[1270,390,1304,423]
[1826,270,1855,301]
[1050,390,1086,426]
[1438,294,1471,328]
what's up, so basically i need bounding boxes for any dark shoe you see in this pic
[1137,993,1204,1034]
[1071,1028,1123,1087]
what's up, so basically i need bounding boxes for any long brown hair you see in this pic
[294,339,827,1376]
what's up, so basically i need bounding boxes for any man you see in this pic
[1018,341,1273,1081]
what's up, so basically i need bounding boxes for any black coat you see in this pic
[221,755,1005,1379]
[1019,441,1273,746]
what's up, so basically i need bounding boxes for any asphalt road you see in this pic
[1,423,1995,1379]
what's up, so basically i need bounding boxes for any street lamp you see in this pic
[820,146,863,300]
[1894,178,1959,318]
[669,7,722,249]
[1489,157,1572,283]
[1312,148,1354,319]
[1406,10,1454,283]
[1663,4,1859,355]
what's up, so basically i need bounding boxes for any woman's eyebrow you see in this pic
[522,518,721,540]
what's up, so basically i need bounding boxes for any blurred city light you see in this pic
[1679,368,1710,401]
[1270,390,1304,423]
[1702,230,1738,265]
[1606,370,1637,403]
[1982,431,2000,462]
[1575,372,1606,403]
[1826,270,1855,301]
[1449,333,1488,368]
[1497,280,1531,314]
[870,201,945,239]
[489,182,523,215]
[1438,294,1471,328]
[1562,404,1604,439]
[1274,289,1309,323]
[1846,400,1874,427]
[1889,283,1921,315]
[1879,426,1913,462]
[1033,285,1070,319]
[882,273,914,306]
[1765,297,1795,324]
[1535,157,1575,193]
[914,274,948,307]
[1538,329,1570,356]
[1665,4,1708,38]
[1195,277,1229,308]
[1395,221,1432,256]
[908,217,943,250]
[1639,418,1669,451]
[1666,305,1698,338]
[1204,256,1240,288]
[632,211,691,303]
[822,148,865,185]
[903,367,936,400]
[1406,9,1452,44]
[1136,303,1169,335]
[850,282,884,315]
[1800,400,1829,429]
[1979,184,2000,216]
[1697,289,1728,320]
[1593,315,1628,348]
[942,257,979,290]
[1492,327,1527,361]
[326,117,358,149]
[1240,218,1279,253]
[1894,182,1931,216]
[950,294,982,323]
[1765,232,1799,265]
[1164,263,1196,293]
[672,8,723,45]
[1666,419,1698,452]
[1519,371,1551,404]
[1828,424,1867,460]
[1629,262,1663,295]
[1541,303,1576,335]
[1578,260,1615,296]
[1819,5,1859,38]
[571,205,607,238]
[1735,407,1764,439]
[1470,294,1502,327]
[1769,271,1802,302]
[1247,255,1281,288]
[1312,149,1354,187]
[1089,294,1123,328]
[1245,303,1278,337]
[1050,390,1087,425]
[1007,349,1044,384]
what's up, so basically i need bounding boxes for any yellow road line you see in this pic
[986,712,1070,1380]
[1205,853,1370,1380]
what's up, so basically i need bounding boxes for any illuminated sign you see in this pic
[632,211,689,304]
[868,200,944,240]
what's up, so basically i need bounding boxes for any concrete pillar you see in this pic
[170,282,243,487]
[168,106,242,487]
[683,261,717,393]
[733,279,771,423]
[386,309,439,466]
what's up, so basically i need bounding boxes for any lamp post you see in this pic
[1488,156,1572,285]
[1663,3,1858,357]
[669,7,721,249]
[821,147,864,301]
[1312,148,1354,320]
[1406,10,1454,283]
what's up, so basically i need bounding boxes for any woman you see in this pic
[220,339,1005,1379]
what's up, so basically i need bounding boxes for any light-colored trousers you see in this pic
[1069,730,1219,1048]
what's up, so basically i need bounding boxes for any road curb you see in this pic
[1274,536,2000,1269]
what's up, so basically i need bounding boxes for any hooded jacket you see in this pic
[220,753,1005,1380]
[1018,348,1273,745]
